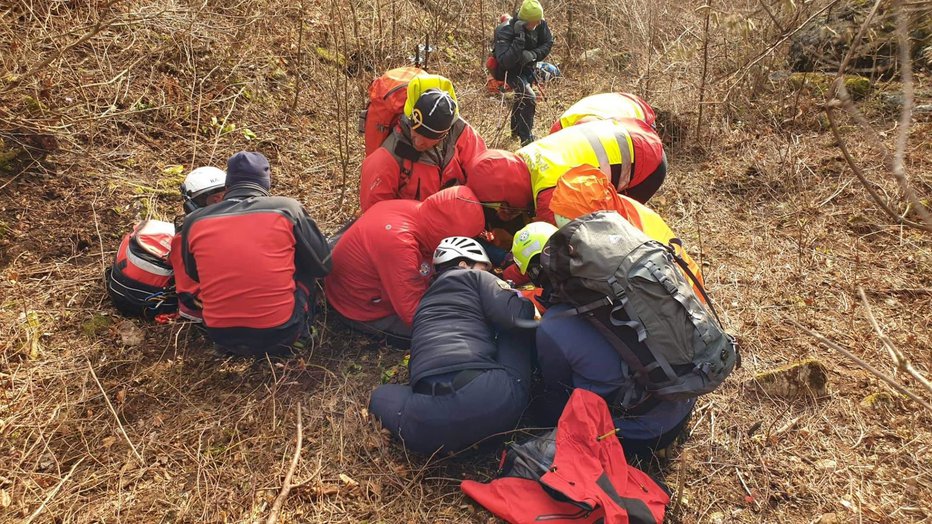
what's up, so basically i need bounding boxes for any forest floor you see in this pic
[1,1,931,522]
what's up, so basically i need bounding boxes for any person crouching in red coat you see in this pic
[181,152,331,356]
[325,186,486,344]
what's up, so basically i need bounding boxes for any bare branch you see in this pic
[787,319,932,413]
[824,104,932,232]
[857,287,932,396]
[23,458,85,524]
[827,0,932,232]
[86,357,144,464]
[890,0,932,228]
[2,0,126,93]
[721,0,840,100]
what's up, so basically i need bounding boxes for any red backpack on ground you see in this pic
[359,66,425,156]
[105,219,178,318]
[462,389,670,524]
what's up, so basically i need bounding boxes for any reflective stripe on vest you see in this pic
[559,93,646,129]
[525,121,637,201]
[579,125,634,192]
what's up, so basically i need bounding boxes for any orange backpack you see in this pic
[359,67,425,156]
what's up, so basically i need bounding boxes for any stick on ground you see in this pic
[23,457,85,524]
[86,358,144,464]
[267,402,303,524]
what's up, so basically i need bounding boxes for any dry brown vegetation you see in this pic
[1,0,931,522]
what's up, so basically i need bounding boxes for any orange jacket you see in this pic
[551,166,705,294]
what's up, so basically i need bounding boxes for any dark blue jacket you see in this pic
[493,18,554,78]
[409,268,535,385]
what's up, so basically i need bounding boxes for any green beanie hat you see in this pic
[518,0,543,22]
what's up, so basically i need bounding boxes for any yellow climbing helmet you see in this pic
[511,221,558,274]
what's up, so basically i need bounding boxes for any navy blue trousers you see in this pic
[535,304,695,461]
[369,331,533,455]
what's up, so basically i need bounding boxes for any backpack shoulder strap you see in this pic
[664,242,722,326]
[665,242,741,367]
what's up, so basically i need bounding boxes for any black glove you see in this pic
[514,19,526,33]
[522,50,536,64]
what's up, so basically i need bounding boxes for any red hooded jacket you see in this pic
[325,186,486,325]
[359,118,487,212]
[462,389,669,524]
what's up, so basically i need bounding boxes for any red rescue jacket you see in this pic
[169,232,202,320]
[359,117,486,212]
[325,186,486,325]
[462,389,669,524]
[181,185,331,330]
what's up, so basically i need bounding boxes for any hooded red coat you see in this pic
[461,389,669,524]
[325,186,486,325]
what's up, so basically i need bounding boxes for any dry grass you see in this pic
[1,0,931,522]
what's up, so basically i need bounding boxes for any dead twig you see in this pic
[823,106,930,232]
[788,319,932,413]
[826,0,932,232]
[23,457,85,524]
[3,0,126,92]
[889,0,932,229]
[722,0,839,100]
[266,402,303,524]
[857,287,932,396]
[86,358,144,464]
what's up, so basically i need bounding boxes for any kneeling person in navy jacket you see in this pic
[369,237,536,455]
[181,151,331,356]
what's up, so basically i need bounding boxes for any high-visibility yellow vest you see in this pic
[615,195,704,289]
[517,120,636,202]
[402,74,459,119]
[556,92,650,129]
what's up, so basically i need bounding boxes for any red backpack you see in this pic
[105,220,178,318]
[359,66,425,156]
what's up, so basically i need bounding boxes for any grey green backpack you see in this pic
[541,211,739,406]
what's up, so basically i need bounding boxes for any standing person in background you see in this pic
[492,0,553,146]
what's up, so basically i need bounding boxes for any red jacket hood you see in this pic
[414,185,486,250]
[465,149,533,209]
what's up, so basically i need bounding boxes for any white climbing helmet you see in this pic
[181,166,226,213]
[433,236,491,266]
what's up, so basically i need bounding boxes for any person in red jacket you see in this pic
[325,185,486,342]
[181,152,331,356]
[359,89,486,212]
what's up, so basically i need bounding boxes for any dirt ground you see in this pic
[1,1,931,522]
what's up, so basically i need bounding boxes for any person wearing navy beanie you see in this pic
[225,151,272,191]
[179,151,331,357]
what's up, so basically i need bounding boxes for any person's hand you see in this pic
[513,19,526,33]
[522,50,536,64]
